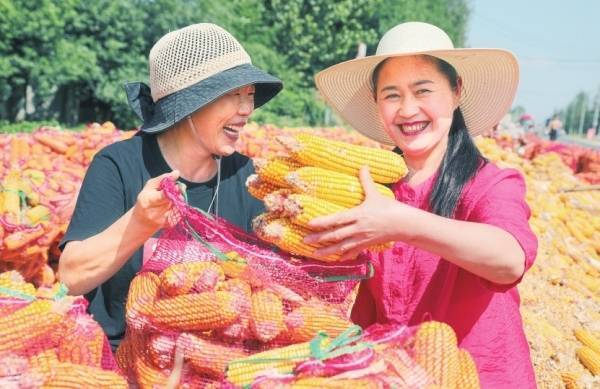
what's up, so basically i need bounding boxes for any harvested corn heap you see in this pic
[476,138,600,388]
[226,321,481,388]
[0,270,127,388]
[249,134,407,262]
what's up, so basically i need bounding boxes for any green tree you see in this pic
[0,0,472,128]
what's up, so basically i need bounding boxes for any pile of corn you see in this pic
[227,321,480,388]
[0,122,134,285]
[0,270,127,387]
[117,253,354,387]
[477,137,600,388]
[248,133,408,262]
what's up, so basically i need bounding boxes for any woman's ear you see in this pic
[454,77,463,108]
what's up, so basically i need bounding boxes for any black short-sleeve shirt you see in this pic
[60,132,264,350]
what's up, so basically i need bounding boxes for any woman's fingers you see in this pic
[314,237,363,257]
[358,166,378,197]
[304,223,358,245]
[307,208,357,230]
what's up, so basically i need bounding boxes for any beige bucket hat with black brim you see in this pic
[315,22,519,145]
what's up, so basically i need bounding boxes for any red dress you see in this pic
[352,162,538,388]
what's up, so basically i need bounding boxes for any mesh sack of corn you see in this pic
[248,133,408,262]
[0,270,126,388]
[225,321,479,388]
[115,177,372,387]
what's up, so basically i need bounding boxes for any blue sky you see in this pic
[467,0,600,124]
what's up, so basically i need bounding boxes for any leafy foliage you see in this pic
[0,0,470,129]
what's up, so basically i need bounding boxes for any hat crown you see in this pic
[376,22,454,56]
[149,23,251,102]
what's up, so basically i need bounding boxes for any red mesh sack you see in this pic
[118,178,372,388]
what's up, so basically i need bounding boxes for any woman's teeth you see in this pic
[400,122,428,134]
[224,126,240,134]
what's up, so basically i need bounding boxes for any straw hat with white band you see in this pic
[125,23,282,134]
[315,22,519,145]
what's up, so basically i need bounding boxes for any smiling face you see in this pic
[188,84,256,156]
[374,56,461,160]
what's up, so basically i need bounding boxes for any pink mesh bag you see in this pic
[118,178,373,387]
[0,283,125,387]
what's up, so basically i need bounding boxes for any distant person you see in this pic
[548,115,562,141]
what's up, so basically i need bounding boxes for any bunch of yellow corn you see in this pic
[247,133,406,262]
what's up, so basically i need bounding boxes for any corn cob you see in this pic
[253,214,341,262]
[134,352,170,389]
[0,299,63,354]
[560,371,581,389]
[574,328,600,354]
[147,333,176,369]
[246,174,284,200]
[215,279,252,340]
[56,314,105,367]
[277,134,407,183]
[275,193,393,252]
[25,205,50,225]
[152,291,240,331]
[456,349,480,388]
[226,340,317,387]
[576,346,600,375]
[159,261,224,296]
[286,166,395,208]
[283,303,352,343]
[125,271,160,331]
[413,321,460,388]
[254,156,303,187]
[115,333,134,375]
[37,362,128,388]
[179,332,248,378]
[291,377,381,389]
[29,349,60,375]
[250,289,286,342]
[0,270,36,297]
[263,191,345,229]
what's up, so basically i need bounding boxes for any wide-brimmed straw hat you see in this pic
[125,23,283,134]
[315,22,519,145]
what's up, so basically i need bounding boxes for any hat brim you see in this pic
[315,49,519,145]
[137,63,283,134]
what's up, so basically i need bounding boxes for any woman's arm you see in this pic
[58,171,179,295]
[305,167,526,285]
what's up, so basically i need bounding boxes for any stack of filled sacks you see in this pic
[116,178,369,388]
[247,134,408,262]
[0,270,127,387]
[226,321,480,388]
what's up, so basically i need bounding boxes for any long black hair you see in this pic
[372,56,486,218]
